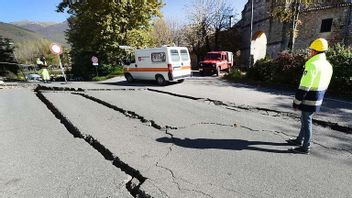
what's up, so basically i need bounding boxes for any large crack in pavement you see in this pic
[77,91,352,155]
[34,86,352,197]
[147,88,352,134]
[36,85,351,134]
[73,92,220,197]
[35,90,149,198]
[37,85,352,155]
[73,92,179,131]
[68,90,352,195]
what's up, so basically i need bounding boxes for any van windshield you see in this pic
[206,53,221,60]
[170,50,180,62]
[180,50,190,61]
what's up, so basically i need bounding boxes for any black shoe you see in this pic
[290,146,310,154]
[286,138,302,146]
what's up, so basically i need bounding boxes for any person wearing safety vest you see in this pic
[287,38,333,154]
[37,56,50,83]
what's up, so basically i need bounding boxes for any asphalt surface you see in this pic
[1,76,351,197]
[0,89,131,197]
[41,89,351,197]
[30,75,352,128]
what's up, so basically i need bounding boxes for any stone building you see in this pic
[238,0,352,67]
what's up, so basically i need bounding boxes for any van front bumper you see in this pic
[199,67,217,74]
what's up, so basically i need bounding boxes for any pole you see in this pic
[58,56,67,83]
[249,0,254,67]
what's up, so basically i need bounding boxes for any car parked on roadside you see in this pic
[26,73,42,82]
[199,51,234,76]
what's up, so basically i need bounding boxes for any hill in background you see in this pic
[11,21,68,46]
[0,21,68,65]
[0,22,45,43]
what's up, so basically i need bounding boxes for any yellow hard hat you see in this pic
[309,38,328,52]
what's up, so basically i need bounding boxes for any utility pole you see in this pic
[249,0,254,68]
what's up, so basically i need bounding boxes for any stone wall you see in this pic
[296,5,352,49]
[239,0,289,66]
[239,0,352,67]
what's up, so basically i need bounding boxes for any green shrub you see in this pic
[225,69,244,81]
[246,57,274,82]
[92,76,109,81]
[96,64,113,76]
[326,44,352,96]
[92,65,124,81]
[271,51,307,86]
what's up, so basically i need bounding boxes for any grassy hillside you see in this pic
[0,22,64,65]
[0,22,45,43]
[12,21,68,46]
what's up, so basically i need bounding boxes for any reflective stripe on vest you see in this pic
[294,53,333,112]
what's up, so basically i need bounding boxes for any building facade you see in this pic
[239,0,352,67]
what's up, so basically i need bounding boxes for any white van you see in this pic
[123,47,192,85]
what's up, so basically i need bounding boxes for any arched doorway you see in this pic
[251,31,267,64]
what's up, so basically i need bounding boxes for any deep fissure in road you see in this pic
[35,90,150,198]
[147,88,352,134]
[33,85,352,197]
[35,86,352,155]
[35,85,351,133]
[73,92,178,131]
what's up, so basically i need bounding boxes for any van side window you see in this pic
[170,50,180,62]
[180,50,190,61]
[151,52,166,62]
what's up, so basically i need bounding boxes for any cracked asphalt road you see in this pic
[0,89,131,198]
[1,76,351,198]
[42,89,351,197]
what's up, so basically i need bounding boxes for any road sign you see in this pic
[91,56,98,63]
[49,43,63,55]
[49,43,66,83]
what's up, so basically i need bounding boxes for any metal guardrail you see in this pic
[0,62,18,65]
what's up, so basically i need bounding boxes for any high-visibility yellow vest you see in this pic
[39,69,50,81]
[293,53,333,112]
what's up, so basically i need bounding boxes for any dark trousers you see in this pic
[297,111,314,150]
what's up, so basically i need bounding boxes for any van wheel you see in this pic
[125,73,134,83]
[156,75,166,86]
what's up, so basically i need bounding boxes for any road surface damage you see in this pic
[33,85,352,197]
[147,88,351,134]
[35,89,149,198]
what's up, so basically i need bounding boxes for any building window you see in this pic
[320,18,333,33]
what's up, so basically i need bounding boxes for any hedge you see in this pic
[233,44,352,97]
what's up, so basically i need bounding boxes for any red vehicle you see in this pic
[199,51,234,76]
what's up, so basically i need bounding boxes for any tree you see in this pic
[185,0,236,60]
[0,36,18,77]
[187,0,214,52]
[126,28,154,48]
[57,0,163,79]
[14,38,60,66]
[0,36,16,63]
[151,17,173,47]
